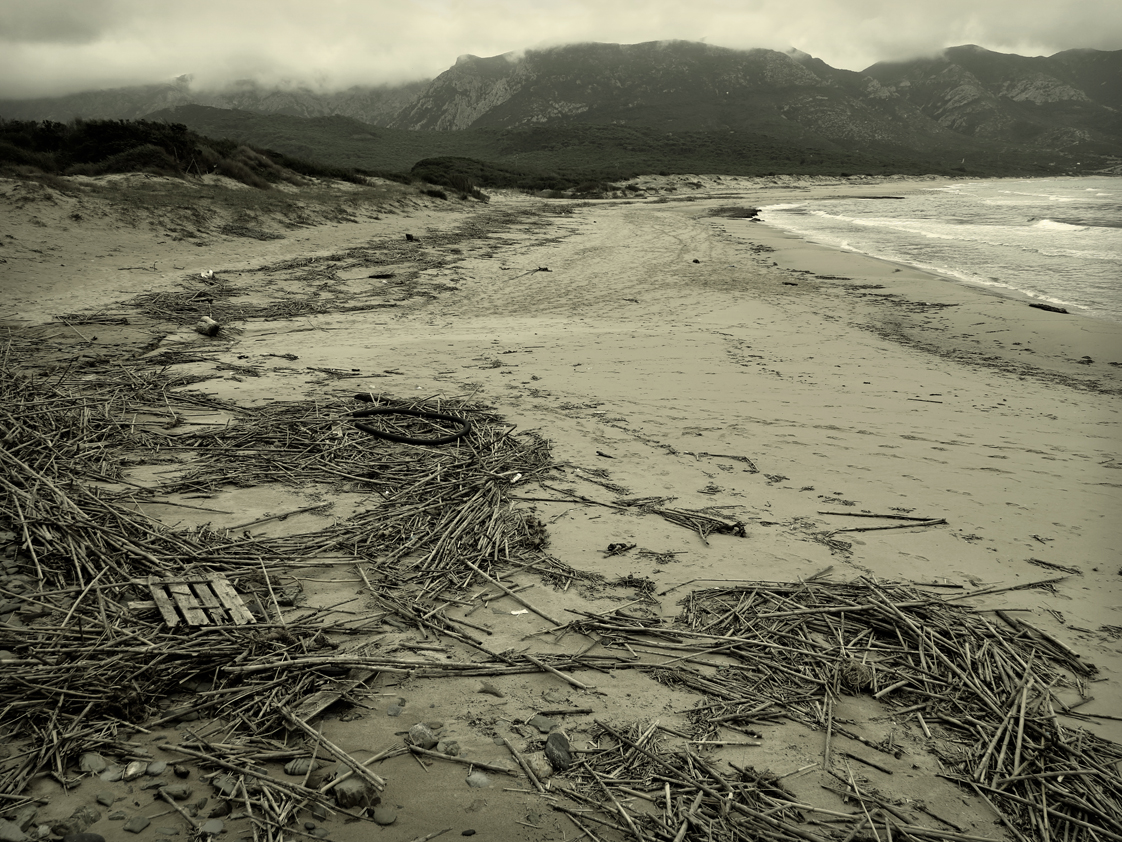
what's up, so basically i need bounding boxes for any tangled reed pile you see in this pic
[0,348,567,835]
[557,581,1122,842]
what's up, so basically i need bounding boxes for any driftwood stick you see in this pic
[524,653,591,690]
[159,788,201,831]
[407,745,516,775]
[460,558,562,626]
[280,707,386,790]
[503,738,544,793]
[828,519,946,535]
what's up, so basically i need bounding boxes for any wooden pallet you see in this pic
[147,574,255,627]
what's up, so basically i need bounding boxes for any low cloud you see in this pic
[0,0,1118,99]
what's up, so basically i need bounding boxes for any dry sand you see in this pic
[2,172,1120,842]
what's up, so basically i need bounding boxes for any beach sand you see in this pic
[2,172,1120,841]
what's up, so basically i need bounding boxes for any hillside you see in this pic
[2,41,1119,179]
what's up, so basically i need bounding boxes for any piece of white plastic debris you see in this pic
[511,609,529,616]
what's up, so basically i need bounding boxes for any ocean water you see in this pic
[758,177,1122,323]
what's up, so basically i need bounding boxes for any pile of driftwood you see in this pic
[0,349,574,837]
[553,580,1121,842]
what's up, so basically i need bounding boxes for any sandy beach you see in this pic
[2,172,1120,842]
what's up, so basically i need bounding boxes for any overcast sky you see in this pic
[1,0,1119,99]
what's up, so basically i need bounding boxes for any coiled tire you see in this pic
[350,406,471,445]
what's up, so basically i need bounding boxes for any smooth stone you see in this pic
[146,761,168,776]
[311,829,329,839]
[173,765,190,779]
[465,772,491,788]
[162,784,191,800]
[107,813,126,822]
[527,714,556,734]
[386,705,402,716]
[303,822,316,831]
[95,793,115,807]
[78,753,108,774]
[122,816,151,834]
[212,774,238,797]
[371,806,397,826]
[98,765,124,783]
[156,826,180,835]
[123,761,147,782]
[545,731,572,771]
[198,820,223,837]
[283,757,317,776]
[333,777,372,809]
[207,802,230,819]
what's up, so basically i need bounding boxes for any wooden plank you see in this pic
[190,577,230,624]
[148,576,183,627]
[292,668,376,721]
[167,580,210,626]
[209,576,256,625]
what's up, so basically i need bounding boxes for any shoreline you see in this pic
[674,176,1122,392]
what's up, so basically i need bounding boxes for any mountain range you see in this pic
[2,41,1119,177]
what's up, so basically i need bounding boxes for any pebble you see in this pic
[173,765,190,779]
[386,704,403,716]
[98,765,124,783]
[407,723,439,749]
[304,822,316,831]
[371,806,397,826]
[212,774,238,797]
[146,761,168,776]
[198,820,223,837]
[311,829,329,839]
[162,784,191,800]
[545,731,572,771]
[284,757,317,776]
[123,761,147,782]
[95,793,115,807]
[436,739,460,756]
[527,714,556,734]
[156,825,180,835]
[465,772,491,788]
[122,816,151,834]
[78,753,108,774]
[333,777,373,809]
[478,682,504,698]
[207,802,230,819]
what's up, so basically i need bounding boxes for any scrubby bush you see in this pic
[0,117,377,189]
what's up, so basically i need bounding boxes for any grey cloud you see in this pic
[0,0,1118,99]
[0,0,122,44]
